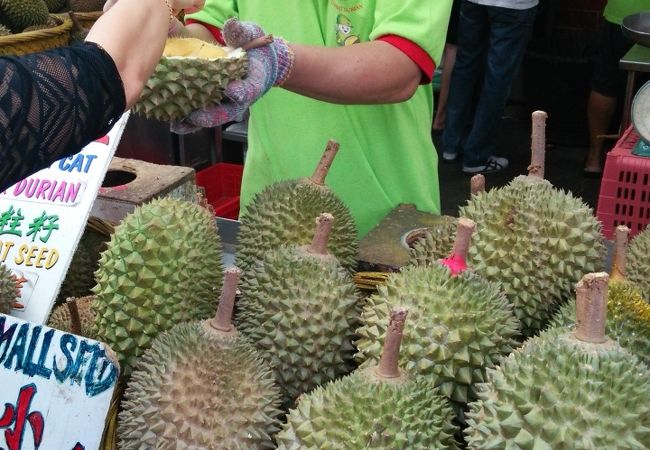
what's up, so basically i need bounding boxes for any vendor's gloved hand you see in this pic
[171,18,294,134]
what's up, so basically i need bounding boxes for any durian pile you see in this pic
[0,0,53,34]
[33,119,650,449]
[133,37,248,122]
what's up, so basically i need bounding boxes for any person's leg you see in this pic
[461,5,537,171]
[433,43,458,131]
[585,90,617,173]
[442,1,489,160]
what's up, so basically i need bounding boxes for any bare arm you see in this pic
[284,40,422,104]
[86,0,204,108]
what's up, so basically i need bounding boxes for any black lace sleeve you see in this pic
[0,41,126,192]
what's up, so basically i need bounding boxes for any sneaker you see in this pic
[462,155,508,174]
[442,151,458,162]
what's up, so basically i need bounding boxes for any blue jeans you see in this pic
[442,2,537,167]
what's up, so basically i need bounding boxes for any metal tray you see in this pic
[623,12,650,48]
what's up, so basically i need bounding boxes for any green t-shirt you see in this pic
[188,1,452,237]
[604,0,650,25]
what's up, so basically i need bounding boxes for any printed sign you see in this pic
[0,314,119,450]
[0,113,130,324]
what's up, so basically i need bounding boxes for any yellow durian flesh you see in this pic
[163,38,227,59]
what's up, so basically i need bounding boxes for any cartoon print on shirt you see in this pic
[336,14,360,46]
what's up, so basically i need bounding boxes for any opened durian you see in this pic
[0,0,49,33]
[466,273,650,449]
[626,225,650,301]
[356,218,521,407]
[459,112,604,336]
[237,140,358,272]
[47,296,96,338]
[92,197,223,375]
[133,37,246,122]
[277,308,459,450]
[551,226,650,366]
[237,213,360,405]
[0,264,23,314]
[119,268,282,449]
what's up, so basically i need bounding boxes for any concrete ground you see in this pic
[433,111,603,217]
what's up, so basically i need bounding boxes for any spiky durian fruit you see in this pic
[466,331,650,449]
[277,309,459,450]
[47,296,96,338]
[119,323,282,449]
[356,264,520,407]
[57,229,108,304]
[460,175,604,336]
[0,0,49,33]
[408,216,457,267]
[92,198,223,375]
[466,273,650,449]
[43,0,67,13]
[627,227,650,301]
[237,140,358,272]
[0,264,20,314]
[550,281,650,366]
[133,37,246,122]
[68,0,104,11]
[237,213,360,405]
[0,24,11,35]
[119,267,282,449]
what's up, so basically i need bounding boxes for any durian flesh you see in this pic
[163,37,228,58]
[119,322,282,449]
[276,370,459,450]
[466,329,650,449]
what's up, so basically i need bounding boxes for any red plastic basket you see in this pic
[195,163,244,220]
[596,126,650,239]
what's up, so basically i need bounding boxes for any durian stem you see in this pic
[470,174,485,195]
[210,267,242,332]
[308,213,335,255]
[66,299,82,336]
[574,272,609,344]
[310,140,340,186]
[242,34,274,50]
[528,111,548,179]
[611,225,630,282]
[376,307,408,379]
[450,218,475,260]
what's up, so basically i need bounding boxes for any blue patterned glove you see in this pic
[172,18,294,134]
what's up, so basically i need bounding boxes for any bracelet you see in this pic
[160,0,174,22]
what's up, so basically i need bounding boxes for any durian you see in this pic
[133,37,247,122]
[57,228,108,304]
[551,226,650,366]
[237,140,358,272]
[459,112,604,335]
[356,218,521,407]
[119,268,282,449]
[0,264,24,314]
[277,308,460,450]
[47,296,96,339]
[43,0,67,13]
[237,213,360,405]
[466,273,650,449]
[92,198,223,375]
[0,0,49,33]
[626,225,650,301]
[0,24,11,36]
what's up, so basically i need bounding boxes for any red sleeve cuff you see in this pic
[376,35,435,84]
[184,19,226,46]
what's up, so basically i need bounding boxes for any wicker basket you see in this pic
[73,10,103,29]
[0,15,72,56]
